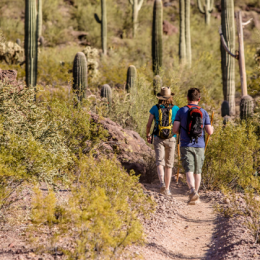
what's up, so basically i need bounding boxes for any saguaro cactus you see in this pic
[221,100,229,117]
[126,65,137,92]
[221,100,230,125]
[179,0,191,66]
[37,0,42,38]
[153,75,162,95]
[101,84,112,107]
[240,95,254,120]
[197,0,214,25]
[152,0,163,75]
[94,0,107,55]
[129,0,144,38]
[72,52,88,101]
[220,0,236,116]
[25,0,38,88]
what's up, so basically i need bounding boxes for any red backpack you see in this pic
[186,105,204,143]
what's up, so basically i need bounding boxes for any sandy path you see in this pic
[128,180,218,260]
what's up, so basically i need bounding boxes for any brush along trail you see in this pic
[126,179,256,260]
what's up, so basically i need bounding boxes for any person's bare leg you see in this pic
[164,167,172,190]
[186,172,195,190]
[157,165,165,184]
[194,174,201,192]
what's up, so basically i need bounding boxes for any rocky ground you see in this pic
[1,178,260,260]
[126,178,260,260]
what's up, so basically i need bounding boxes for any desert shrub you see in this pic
[202,120,260,190]
[30,155,155,259]
[0,82,72,214]
[216,188,260,244]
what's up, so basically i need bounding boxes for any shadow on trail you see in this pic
[204,214,245,260]
[146,243,204,259]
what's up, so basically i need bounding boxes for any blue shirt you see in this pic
[174,104,211,148]
[150,105,179,138]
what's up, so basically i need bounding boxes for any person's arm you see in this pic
[173,121,180,134]
[205,125,214,135]
[146,114,154,143]
[204,111,214,135]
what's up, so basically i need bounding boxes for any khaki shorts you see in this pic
[154,136,176,168]
[180,147,205,174]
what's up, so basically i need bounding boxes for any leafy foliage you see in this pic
[0,82,71,213]
[30,155,155,259]
[202,120,260,190]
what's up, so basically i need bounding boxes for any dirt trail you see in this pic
[129,180,219,260]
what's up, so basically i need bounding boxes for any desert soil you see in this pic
[127,178,260,260]
[1,179,260,260]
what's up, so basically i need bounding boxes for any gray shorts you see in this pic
[180,147,205,174]
[154,136,176,168]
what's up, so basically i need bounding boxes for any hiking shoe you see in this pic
[165,189,172,196]
[188,189,199,202]
[160,183,166,194]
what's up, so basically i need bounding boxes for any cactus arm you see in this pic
[129,0,133,5]
[242,18,253,26]
[219,26,237,58]
[197,0,205,14]
[219,27,238,59]
[209,0,214,12]
[137,0,144,11]
[94,13,101,24]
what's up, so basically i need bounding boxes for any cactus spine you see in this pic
[126,65,137,92]
[221,0,236,116]
[72,52,88,101]
[101,84,112,107]
[152,0,163,75]
[197,0,214,25]
[179,0,191,66]
[129,0,144,38]
[25,0,38,88]
[240,95,254,120]
[94,0,107,55]
[153,75,162,95]
[37,0,42,38]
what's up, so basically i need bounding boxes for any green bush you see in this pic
[30,155,155,259]
[202,120,260,190]
[0,82,72,214]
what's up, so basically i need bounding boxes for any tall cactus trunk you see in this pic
[205,0,211,25]
[179,0,186,64]
[101,0,107,55]
[179,0,191,66]
[126,65,137,92]
[133,0,138,38]
[185,0,191,67]
[73,52,88,101]
[152,0,163,75]
[221,0,236,116]
[25,0,38,88]
[37,0,42,38]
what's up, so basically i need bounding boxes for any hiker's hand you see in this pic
[147,135,152,144]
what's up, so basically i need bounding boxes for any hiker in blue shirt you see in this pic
[173,88,213,204]
[146,87,179,196]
